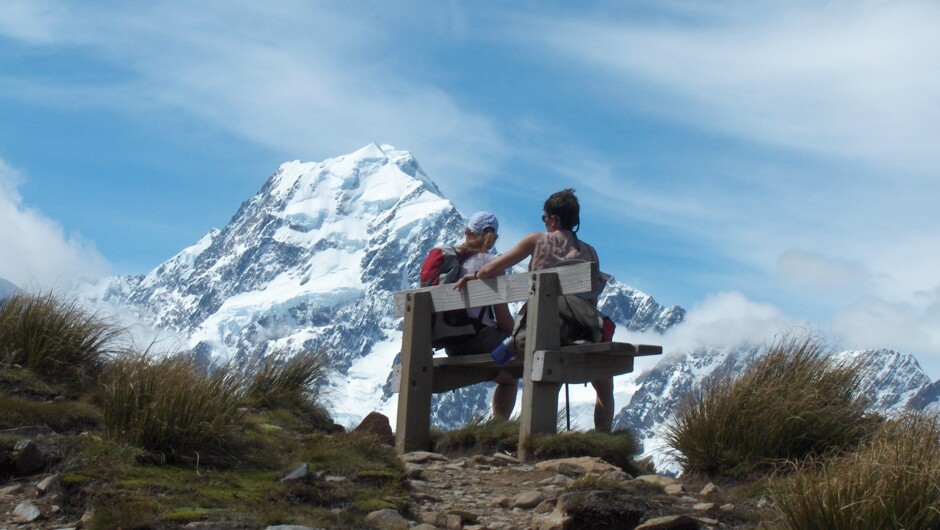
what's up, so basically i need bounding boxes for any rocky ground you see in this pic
[371,451,774,530]
[0,439,775,530]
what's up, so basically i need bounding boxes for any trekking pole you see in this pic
[565,383,571,431]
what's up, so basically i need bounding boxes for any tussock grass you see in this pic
[98,354,247,465]
[665,332,874,476]
[775,412,940,530]
[0,292,123,388]
[245,350,330,410]
[434,416,520,454]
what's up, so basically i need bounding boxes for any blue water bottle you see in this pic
[491,336,515,365]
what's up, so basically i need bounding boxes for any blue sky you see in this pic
[2,1,940,375]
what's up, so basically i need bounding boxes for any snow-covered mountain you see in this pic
[71,143,683,427]
[615,345,938,475]
[68,144,940,476]
[0,277,18,300]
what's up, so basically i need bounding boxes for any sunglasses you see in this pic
[541,214,557,223]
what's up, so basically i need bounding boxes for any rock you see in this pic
[353,412,394,444]
[634,474,680,488]
[757,495,775,509]
[280,463,309,482]
[412,525,438,530]
[445,513,462,529]
[81,510,95,527]
[404,462,424,479]
[12,440,47,476]
[400,451,448,464]
[447,509,478,523]
[0,484,22,495]
[0,425,56,437]
[634,514,700,530]
[540,474,574,486]
[532,509,573,530]
[699,482,720,497]
[664,483,684,495]
[719,503,735,512]
[491,495,512,508]
[13,501,42,523]
[602,470,633,482]
[492,453,519,465]
[264,526,323,530]
[512,490,546,509]
[534,498,557,514]
[37,473,59,493]
[419,511,447,527]
[534,456,620,476]
[364,508,411,530]
[692,503,715,511]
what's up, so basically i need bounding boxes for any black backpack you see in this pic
[418,245,489,349]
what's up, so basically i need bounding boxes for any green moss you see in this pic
[0,395,102,433]
[352,496,396,512]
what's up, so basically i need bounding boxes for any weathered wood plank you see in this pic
[394,291,434,454]
[392,261,595,316]
[531,350,635,384]
[518,273,563,461]
[433,364,525,393]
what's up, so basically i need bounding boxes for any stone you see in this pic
[757,495,775,509]
[534,456,620,476]
[420,511,447,526]
[532,509,573,530]
[602,470,633,482]
[664,483,684,495]
[13,501,42,523]
[491,495,512,508]
[719,503,735,512]
[0,484,23,495]
[400,451,448,464]
[280,463,309,482]
[364,508,411,530]
[634,474,680,488]
[540,474,574,486]
[353,411,394,444]
[699,482,720,497]
[445,513,462,529]
[492,452,519,465]
[81,510,95,527]
[264,526,323,530]
[692,503,715,511]
[412,525,438,530]
[404,463,424,479]
[534,499,557,514]
[634,514,700,530]
[12,439,46,476]
[447,509,479,523]
[37,473,59,493]
[512,490,546,509]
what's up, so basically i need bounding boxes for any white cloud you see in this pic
[831,295,940,377]
[776,249,873,291]
[0,0,64,45]
[0,158,108,288]
[526,1,940,173]
[0,2,504,196]
[660,291,793,352]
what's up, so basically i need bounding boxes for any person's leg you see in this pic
[492,371,518,419]
[592,377,614,432]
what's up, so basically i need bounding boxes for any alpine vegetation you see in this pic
[776,412,940,530]
[665,332,875,476]
[0,291,123,390]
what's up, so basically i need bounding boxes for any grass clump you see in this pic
[0,292,123,389]
[98,354,248,465]
[775,412,940,530]
[665,332,874,477]
[244,350,333,431]
[526,429,642,474]
[434,416,520,454]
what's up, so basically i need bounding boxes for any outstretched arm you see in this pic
[454,231,540,290]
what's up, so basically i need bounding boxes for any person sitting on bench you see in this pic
[454,190,614,432]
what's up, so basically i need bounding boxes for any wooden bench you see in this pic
[391,261,662,460]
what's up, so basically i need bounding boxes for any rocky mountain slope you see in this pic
[66,144,939,476]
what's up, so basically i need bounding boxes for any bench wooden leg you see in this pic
[395,291,434,454]
[518,273,562,461]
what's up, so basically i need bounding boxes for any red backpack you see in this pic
[418,245,489,349]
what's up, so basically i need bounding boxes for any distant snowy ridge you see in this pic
[0,277,19,300]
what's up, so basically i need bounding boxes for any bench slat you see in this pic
[393,261,595,316]
[532,349,635,384]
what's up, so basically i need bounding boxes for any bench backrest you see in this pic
[393,260,597,315]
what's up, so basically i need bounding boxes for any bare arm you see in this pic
[454,231,541,290]
[494,303,514,334]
